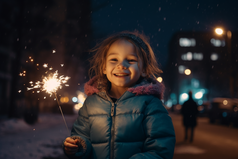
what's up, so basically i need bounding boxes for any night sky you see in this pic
[90,0,238,69]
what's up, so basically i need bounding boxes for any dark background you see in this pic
[0,0,238,116]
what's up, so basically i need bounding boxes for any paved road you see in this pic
[171,113,238,159]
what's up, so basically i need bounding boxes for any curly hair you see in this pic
[88,31,162,91]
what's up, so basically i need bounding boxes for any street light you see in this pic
[214,27,234,97]
[157,77,163,83]
[215,28,223,35]
[184,69,191,75]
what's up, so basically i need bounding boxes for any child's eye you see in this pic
[128,59,137,63]
[109,58,117,62]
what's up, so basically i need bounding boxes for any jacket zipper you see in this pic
[110,102,115,159]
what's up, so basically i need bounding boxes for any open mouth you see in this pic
[114,73,129,77]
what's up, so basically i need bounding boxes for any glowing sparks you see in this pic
[20,71,26,76]
[27,70,70,95]
[43,63,48,68]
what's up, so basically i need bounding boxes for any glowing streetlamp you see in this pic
[215,28,223,35]
[157,77,163,83]
[184,69,191,75]
[214,27,234,97]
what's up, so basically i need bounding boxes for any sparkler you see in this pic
[27,70,71,133]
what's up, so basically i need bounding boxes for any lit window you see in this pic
[210,38,225,47]
[181,52,192,60]
[178,65,186,74]
[179,38,196,47]
[211,53,218,61]
[181,52,203,61]
[181,54,187,60]
[187,52,192,60]
[193,53,203,60]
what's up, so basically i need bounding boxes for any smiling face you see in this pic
[103,39,146,94]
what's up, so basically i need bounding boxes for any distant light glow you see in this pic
[211,38,225,47]
[60,97,69,103]
[178,65,186,74]
[191,79,200,88]
[181,52,203,61]
[180,93,189,104]
[222,112,227,118]
[52,50,56,53]
[215,28,223,35]
[184,69,191,75]
[74,103,83,111]
[166,99,172,107]
[195,92,203,99]
[78,92,87,104]
[187,52,192,61]
[198,100,203,105]
[223,100,228,105]
[211,53,218,61]
[72,97,78,103]
[157,77,163,83]
[175,104,182,110]
[198,105,204,111]
[181,93,188,100]
[193,53,203,60]
[179,38,196,47]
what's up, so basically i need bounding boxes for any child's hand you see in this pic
[64,137,79,155]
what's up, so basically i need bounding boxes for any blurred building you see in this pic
[0,0,91,118]
[164,31,238,107]
[0,0,20,116]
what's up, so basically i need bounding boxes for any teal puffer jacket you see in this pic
[69,77,175,159]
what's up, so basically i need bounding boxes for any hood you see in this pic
[84,76,165,100]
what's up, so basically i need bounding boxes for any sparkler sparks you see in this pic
[27,70,70,95]
[43,63,48,68]
[27,70,71,133]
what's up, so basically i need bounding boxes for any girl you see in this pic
[63,31,175,159]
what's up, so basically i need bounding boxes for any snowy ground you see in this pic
[0,113,78,159]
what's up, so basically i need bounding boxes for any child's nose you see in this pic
[117,61,128,69]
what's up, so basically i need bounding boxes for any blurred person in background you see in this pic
[181,91,199,143]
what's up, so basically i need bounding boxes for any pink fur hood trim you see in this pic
[84,76,165,100]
